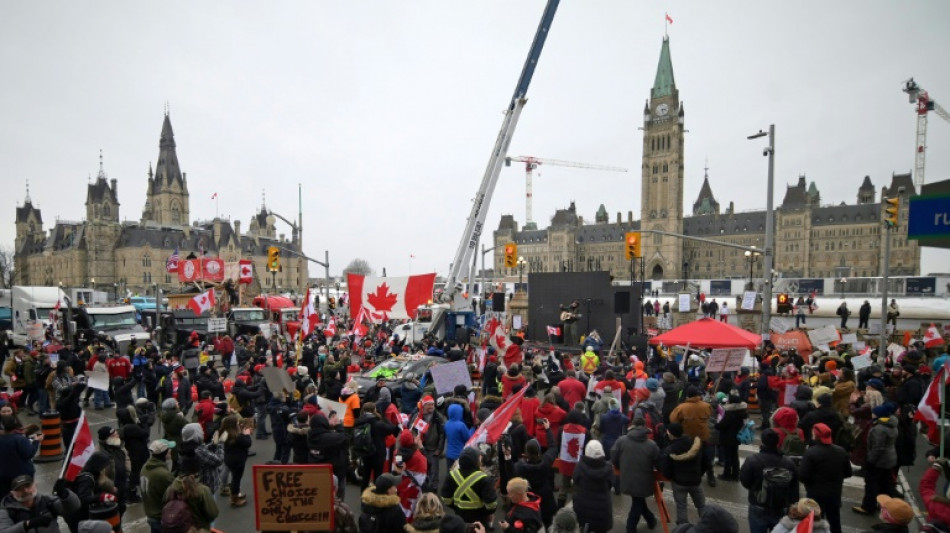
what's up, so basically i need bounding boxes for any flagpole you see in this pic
[941,366,946,459]
[59,411,86,479]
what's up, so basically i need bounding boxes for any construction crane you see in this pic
[505,156,628,229]
[902,78,950,188]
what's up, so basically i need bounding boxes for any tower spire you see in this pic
[652,36,677,99]
[25,179,30,203]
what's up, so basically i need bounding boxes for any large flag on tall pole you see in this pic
[915,365,950,444]
[347,273,435,320]
[60,412,94,481]
[298,288,320,342]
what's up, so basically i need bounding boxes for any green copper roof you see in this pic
[652,37,676,99]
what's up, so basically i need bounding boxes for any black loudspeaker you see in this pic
[492,293,506,312]
[614,291,630,314]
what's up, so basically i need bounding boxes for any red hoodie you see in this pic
[533,403,566,447]
[520,396,540,436]
[193,398,216,438]
[920,466,950,525]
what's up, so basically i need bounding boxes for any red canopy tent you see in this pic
[649,317,762,349]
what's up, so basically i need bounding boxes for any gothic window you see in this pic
[653,165,658,175]
[103,204,111,217]
[649,210,657,219]
[667,135,671,149]
[662,163,668,173]
[171,204,181,225]
[660,209,668,218]
[654,232,662,245]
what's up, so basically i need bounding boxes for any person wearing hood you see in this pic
[854,402,899,516]
[498,477,543,533]
[789,384,815,421]
[670,503,738,533]
[832,368,857,416]
[0,474,79,533]
[355,403,400,490]
[163,460,219,531]
[266,391,294,464]
[160,398,187,469]
[308,409,349,499]
[533,394,566,449]
[612,417,661,531]
[116,407,149,504]
[441,447,497,526]
[361,473,406,533]
[572,440,613,533]
[661,372,683,424]
[513,425,557,528]
[501,365,526,399]
[661,423,707,525]
[715,392,747,481]
[141,439,176,532]
[69,451,118,532]
[799,423,852,533]
[444,403,474,466]
[800,394,843,446]
[178,422,223,494]
[596,398,627,462]
[739,429,800,533]
[414,395,446,492]
[96,425,130,512]
[134,397,157,430]
[769,406,805,452]
[770,498,832,533]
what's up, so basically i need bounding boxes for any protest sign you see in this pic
[706,348,746,373]
[429,360,473,396]
[678,294,691,312]
[316,396,347,419]
[86,370,110,391]
[808,325,840,347]
[854,341,866,351]
[850,354,872,370]
[254,464,334,532]
[840,333,858,345]
[741,291,757,311]
[769,318,790,335]
[261,367,295,396]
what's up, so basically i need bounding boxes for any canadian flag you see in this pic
[187,289,216,315]
[299,288,320,340]
[201,258,225,282]
[178,259,201,283]
[324,317,337,337]
[915,366,950,443]
[60,413,94,481]
[796,511,814,533]
[347,273,436,321]
[924,323,945,348]
[467,386,528,447]
[485,316,510,354]
[239,259,253,285]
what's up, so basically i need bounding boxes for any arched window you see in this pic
[653,165,658,174]
[171,204,181,225]
[662,163,668,172]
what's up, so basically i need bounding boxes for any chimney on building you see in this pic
[234,220,241,238]
[628,211,633,223]
[110,178,117,199]
[616,212,621,223]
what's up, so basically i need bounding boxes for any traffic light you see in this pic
[267,246,281,272]
[624,232,642,260]
[777,293,791,314]
[328,296,336,310]
[504,243,518,268]
[883,196,900,228]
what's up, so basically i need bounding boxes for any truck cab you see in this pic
[227,307,269,338]
[10,286,69,347]
[79,305,147,353]
[412,304,477,344]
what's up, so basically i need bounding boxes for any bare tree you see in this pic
[0,246,14,289]
[343,258,373,277]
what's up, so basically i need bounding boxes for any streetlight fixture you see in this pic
[748,125,776,343]
[744,247,760,290]
[839,277,848,299]
[517,256,527,292]
[682,260,690,291]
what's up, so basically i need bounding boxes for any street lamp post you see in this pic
[839,278,847,299]
[744,247,760,290]
[682,261,690,291]
[517,256,526,292]
[749,125,776,343]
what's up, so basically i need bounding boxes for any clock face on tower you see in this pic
[655,103,669,117]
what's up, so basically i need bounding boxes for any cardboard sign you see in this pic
[86,370,110,391]
[840,333,858,345]
[850,354,873,370]
[261,367,295,396]
[254,464,334,532]
[429,360,473,396]
[208,317,227,333]
[769,318,789,335]
[741,291,757,311]
[808,325,840,347]
[706,348,746,373]
[316,396,347,418]
[854,341,867,351]
[678,294,691,313]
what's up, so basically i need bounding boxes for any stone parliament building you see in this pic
[494,37,920,285]
[14,113,309,296]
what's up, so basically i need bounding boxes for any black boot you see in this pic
[707,470,717,487]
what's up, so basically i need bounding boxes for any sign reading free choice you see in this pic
[908,194,950,240]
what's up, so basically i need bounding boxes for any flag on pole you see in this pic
[665,12,673,24]
[796,511,814,533]
[324,317,337,337]
[466,386,528,447]
[546,325,561,336]
[211,192,218,199]
[187,289,216,315]
[299,288,320,341]
[238,259,253,284]
[924,323,945,348]
[166,247,180,273]
[915,366,950,443]
[60,412,94,481]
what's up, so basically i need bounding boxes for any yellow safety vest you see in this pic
[581,353,598,373]
[447,469,487,510]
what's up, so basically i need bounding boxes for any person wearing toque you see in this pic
[360,473,406,533]
[799,423,852,533]
[0,474,80,532]
[854,402,899,517]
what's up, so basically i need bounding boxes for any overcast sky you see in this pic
[3,1,949,279]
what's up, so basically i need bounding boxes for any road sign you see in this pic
[208,317,227,333]
[908,194,950,239]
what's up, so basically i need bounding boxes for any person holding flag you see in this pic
[413,396,446,492]
[768,498,830,533]
[0,475,79,532]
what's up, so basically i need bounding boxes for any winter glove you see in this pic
[29,512,54,528]
[52,478,70,499]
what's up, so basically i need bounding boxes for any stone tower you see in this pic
[14,183,44,252]
[142,112,190,226]
[640,36,685,281]
[84,154,122,285]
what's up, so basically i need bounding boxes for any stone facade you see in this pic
[493,37,920,283]
[14,114,309,296]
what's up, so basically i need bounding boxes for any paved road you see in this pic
[28,406,930,533]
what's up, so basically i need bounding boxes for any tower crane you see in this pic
[505,156,627,229]
[902,78,950,188]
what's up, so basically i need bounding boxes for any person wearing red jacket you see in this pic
[193,390,216,440]
[920,459,950,526]
[501,365,527,398]
[106,353,132,380]
[533,394,566,449]
[558,371,587,408]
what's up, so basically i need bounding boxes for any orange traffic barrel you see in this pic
[89,501,121,531]
[747,384,760,413]
[35,410,64,463]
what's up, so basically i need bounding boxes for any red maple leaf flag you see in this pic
[299,288,319,340]
[187,289,216,315]
[347,273,436,320]
[60,413,94,481]
[924,323,945,348]
[796,511,814,533]
[238,259,253,285]
[324,317,337,337]
[559,427,587,464]
[916,366,950,443]
[467,386,529,447]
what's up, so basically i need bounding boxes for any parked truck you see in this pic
[10,286,68,346]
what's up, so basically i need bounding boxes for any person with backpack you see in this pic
[770,407,807,459]
[141,439,176,533]
[359,473,406,533]
[800,394,843,446]
[611,417,661,532]
[853,402,899,516]
[799,423,853,533]
[661,423,707,526]
[162,460,218,533]
[739,429,799,533]
[353,403,399,490]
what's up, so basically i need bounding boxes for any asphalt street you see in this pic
[26,402,932,533]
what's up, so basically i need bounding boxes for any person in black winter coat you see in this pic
[661,423,707,525]
[266,393,294,464]
[56,381,86,448]
[715,394,747,480]
[69,451,117,532]
[96,426,129,514]
[112,376,137,410]
[287,411,311,464]
[354,403,399,489]
[789,385,815,422]
[757,367,777,429]
[739,429,800,533]
[661,373,683,424]
[572,440,613,533]
[116,407,149,503]
[895,365,926,407]
[308,411,349,498]
[670,504,739,533]
[799,423,852,533]
[360,473,406,533]
[231,378,263,419]
[513,428,557,528]
[482,357,499,396]
[799,394,843,446]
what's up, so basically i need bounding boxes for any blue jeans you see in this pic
[147,517,161,533]
[36,388,50,415]
[748,505,782,533]
[626,496,656,532]
[255,405,269,437]
[93,389,111,408]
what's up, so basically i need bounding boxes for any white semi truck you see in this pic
[10,286,68,347]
